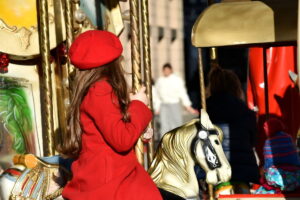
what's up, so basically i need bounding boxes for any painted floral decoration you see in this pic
[0,53,9,73]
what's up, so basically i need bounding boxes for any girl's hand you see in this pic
[130,86,149,105]
[142,127,153,141]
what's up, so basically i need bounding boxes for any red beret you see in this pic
[69,30,123,69]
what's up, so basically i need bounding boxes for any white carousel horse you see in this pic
[0,110,231,200]
[149,110,231,199]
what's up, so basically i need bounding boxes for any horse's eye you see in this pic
[214,140,220,145]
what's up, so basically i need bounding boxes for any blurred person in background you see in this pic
[155,63,198,139]
[206,66,260,193]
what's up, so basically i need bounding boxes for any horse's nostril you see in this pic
[214,140,220,145]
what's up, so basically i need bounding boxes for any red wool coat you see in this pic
[62,80,162,200]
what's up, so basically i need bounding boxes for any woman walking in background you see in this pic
[155,63,197,138]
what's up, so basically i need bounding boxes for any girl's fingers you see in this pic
[138,86,146,94]
[143,127,153,139]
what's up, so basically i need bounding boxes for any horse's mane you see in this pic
[149,119,198,184]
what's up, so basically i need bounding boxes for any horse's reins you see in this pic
[191,123,222,170]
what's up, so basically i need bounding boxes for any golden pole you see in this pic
[63,0,75,82]
[198,48,206,110]
[206,1,215,198]
[60,0,75,146]
[130,0,144,166]
[198,48,215,199]
[38,0,55,156]
[141,0,154,166]
[53,0,69,149]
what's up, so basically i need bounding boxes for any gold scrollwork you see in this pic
[0,19,17,32]
[16,27,33,49]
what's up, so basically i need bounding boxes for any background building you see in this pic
[119,0,185,82]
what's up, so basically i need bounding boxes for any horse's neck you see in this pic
[159,156,199,199]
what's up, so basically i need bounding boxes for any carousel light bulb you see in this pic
[198,130,208,139]
[74,9,86,23]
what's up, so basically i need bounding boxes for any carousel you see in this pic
[0,0,299,200]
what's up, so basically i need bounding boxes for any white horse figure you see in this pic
[0,110,231,200]
[149,110,231,199]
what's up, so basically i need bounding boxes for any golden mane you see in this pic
[148,119,199,184]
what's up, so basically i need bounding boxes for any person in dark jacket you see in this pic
[206,67,260,193]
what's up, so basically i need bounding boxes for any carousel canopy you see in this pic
[191,0,297,47]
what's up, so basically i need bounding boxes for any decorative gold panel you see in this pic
[0,0,66,58]
[192,0,297,47]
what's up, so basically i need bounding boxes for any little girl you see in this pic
[60,30,162,200]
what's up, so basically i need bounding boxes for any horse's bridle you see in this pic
[191,123,222,170]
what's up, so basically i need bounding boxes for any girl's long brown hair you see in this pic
[59,58,130,158]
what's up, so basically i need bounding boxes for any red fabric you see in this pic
[62,80,162,200]
[69,30,123,69]
[247,46,300,161]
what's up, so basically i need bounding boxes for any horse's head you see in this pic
[191,110,231,185]
[149,110,231,198]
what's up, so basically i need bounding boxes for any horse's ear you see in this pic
[214,125,224,142]
[200,110,215,129]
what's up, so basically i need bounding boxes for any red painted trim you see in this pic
[21,177,29,190]
[29,182,37,196]
[5,168,22,176]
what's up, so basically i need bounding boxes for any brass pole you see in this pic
[198,48,206,110]
[141,0,154,166]
[130,0,144,166]
[205,3,215,199]
[199,48,215,199]
[54,48,68,146]
[38,0,55,156]
[63,0,75,81]
[53,0,69,149]
[207,0,218,69]
[208,184,214,200]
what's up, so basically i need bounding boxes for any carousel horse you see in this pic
[0,110,231,200]
[0,155,71,200]
[149,110,231,199]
